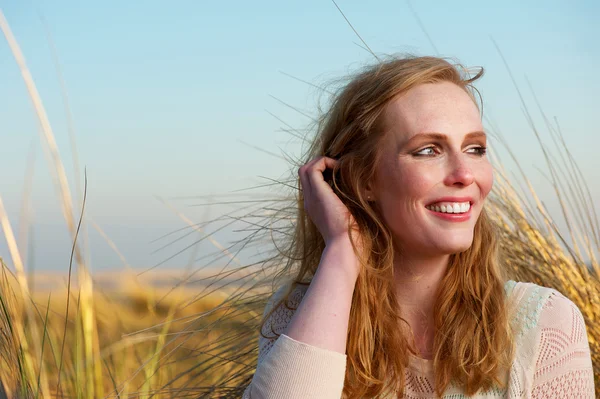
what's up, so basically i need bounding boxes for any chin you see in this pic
[450,243,473,254]
[436,237,474,254]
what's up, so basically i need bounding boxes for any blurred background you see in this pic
[0,0,598,274]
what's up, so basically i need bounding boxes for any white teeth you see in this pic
[426,202,471,214]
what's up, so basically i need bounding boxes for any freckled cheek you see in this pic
[381,167,435,210]
[376,168,435,238]
[476,163,494,198]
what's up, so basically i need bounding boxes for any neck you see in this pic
[393,251,450,308]
[393,250,450,359]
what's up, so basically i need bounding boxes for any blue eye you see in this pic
[414,146,437,156]
[413,145,487,157]
[467,146,487,156]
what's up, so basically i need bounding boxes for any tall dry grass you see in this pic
[0,6,598,399]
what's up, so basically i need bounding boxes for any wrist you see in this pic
[322,237,361,280]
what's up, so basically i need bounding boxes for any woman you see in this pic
[241,55,595,398]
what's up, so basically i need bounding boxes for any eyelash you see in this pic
[413,146,487,157]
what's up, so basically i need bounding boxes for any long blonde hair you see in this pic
[261,55,515,398]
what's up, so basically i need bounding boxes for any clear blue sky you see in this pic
[0,0,598,272]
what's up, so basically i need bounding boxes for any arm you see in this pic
[243,156,364,398]
[242,238,359,399]
[531,290,595,398]
[285,238,359,353]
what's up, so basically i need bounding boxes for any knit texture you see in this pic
[242,280,595,398]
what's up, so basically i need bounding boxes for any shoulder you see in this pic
[507,281,589,351]
[506,282,595,395]
[261,282,309,338]
[533,286,588,346]
[505,281,559,336]
[264,281,309,314]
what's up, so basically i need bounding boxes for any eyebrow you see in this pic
[404,131,487,145]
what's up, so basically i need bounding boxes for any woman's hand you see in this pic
[280,157,363,354]
[298,156,361,250]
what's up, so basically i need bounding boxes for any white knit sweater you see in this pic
[243,280,595,398]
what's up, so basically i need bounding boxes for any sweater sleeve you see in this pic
[242,284,348,399]
[531,289,595,398]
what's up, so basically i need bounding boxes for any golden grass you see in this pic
[0,265,246,397]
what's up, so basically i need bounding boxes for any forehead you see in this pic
[381,82,482,143]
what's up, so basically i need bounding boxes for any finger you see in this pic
[299,156,331,192]
[322,156,339,171]
[298,164,312,201]
[311,156,339,173]
[307,156,339,190]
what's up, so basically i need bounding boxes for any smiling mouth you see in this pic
[425,201,472,214]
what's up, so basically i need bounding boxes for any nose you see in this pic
[443,155,474,187]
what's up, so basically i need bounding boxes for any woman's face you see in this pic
[368,81,493,257]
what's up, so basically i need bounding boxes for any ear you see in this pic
[364,180,376,202]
